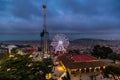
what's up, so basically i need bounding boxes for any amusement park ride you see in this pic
[40,0,50,60]
[40,0,69,60]
[51,34,69,57]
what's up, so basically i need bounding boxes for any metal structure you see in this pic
[51,34,69,53]
[40,0,50,59]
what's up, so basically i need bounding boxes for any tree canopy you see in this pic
[91,45,113,59]
[103,65,120,80]
[0,53,53,80]
[108,53,120,61]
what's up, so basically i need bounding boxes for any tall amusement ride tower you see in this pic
[40,0,50,59]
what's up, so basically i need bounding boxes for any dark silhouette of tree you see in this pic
[91,45,113,58]
[91,45,102,58]
[103,65,120,80]
[0,54,53,80]
[108,53,120,61]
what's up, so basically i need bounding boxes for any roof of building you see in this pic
[58,54,109,69]
[66,54,97,62]
[8,45,17,48]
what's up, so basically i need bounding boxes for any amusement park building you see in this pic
[58,54,109,73]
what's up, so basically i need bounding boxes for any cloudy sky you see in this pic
[0,0,120,40]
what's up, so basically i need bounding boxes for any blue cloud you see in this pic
[0,0,120,40]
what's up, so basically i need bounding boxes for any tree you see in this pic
[91,45,102,58]
[0,53,53,80]
[103,65,120,80]
[91,45,113,58]
[108,53,120,61]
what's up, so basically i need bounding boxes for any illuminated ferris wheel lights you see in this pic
[58,40,63,45]
[51,34,69,53]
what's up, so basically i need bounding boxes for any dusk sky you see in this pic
[0,0,120,40]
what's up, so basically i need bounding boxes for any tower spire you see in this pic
[40,0,50,59]
[43,3,47,32]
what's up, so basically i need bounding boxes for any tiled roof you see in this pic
[66,54,97,62]
[58,54,109,69]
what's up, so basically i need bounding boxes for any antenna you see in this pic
[40,0,50,59]
[42,0,47,32]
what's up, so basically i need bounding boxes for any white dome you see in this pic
[8,45,17,48]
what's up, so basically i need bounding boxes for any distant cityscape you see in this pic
[1,38,120,54]
[0,38,120,80]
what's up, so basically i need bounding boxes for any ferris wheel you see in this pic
[51,34,69,53]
